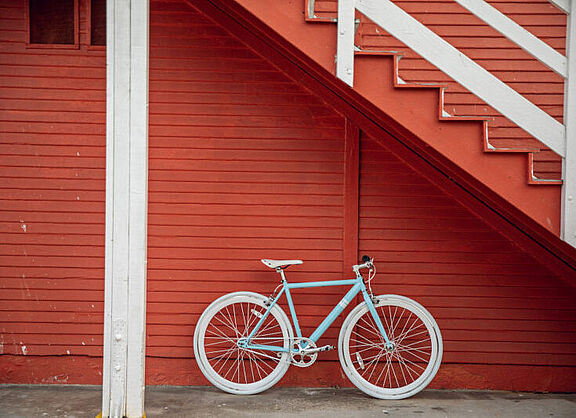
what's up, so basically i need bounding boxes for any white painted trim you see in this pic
[455,0,566,77]
[104,1,131,415]
[562,1,576,247]
[548,0,571,14]
[356,0,566,157]
[102,1,149,417]
[337,0,355,86]
[101,0,115,414]
[308,0,315,19]
[126,0,149,415]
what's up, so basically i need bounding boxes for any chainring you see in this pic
[290,337,318,368]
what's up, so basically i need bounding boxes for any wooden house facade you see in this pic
[1,0,576,415]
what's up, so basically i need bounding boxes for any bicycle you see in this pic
[193,256,443,399]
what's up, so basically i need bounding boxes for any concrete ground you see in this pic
[0,385,575,418]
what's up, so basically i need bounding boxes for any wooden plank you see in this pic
[148,214,342,227]
[562,5,576,247]
[395,1,564,15]
[148,225,342,239]
[0,277,104,291]
[148,203,343,217]
[0,345,102,356]
[0,323,103,333]
[362,34,566,50]
[361,21,567,38]
[0,244,103,257]
[0,311,102,323]
[149,91,319,105]
[125,2,149,414]
[337,0,355,85]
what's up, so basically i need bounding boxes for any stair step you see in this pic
[353,53,562,222]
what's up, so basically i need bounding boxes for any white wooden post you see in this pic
[102,0,149,417]
[562,2,576,247]
[337,0,355,86]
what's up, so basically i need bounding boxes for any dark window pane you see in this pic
[29,0,75,45]
[91,0,106,46]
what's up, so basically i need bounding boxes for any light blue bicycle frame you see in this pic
[239,269,392,353]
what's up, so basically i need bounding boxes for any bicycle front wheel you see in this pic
[338,294,442,399]
[194,291,293,395]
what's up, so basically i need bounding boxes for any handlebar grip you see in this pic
[361,255,371,263]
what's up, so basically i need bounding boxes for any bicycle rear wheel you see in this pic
[194,291,293,395]
[338,294,442,399]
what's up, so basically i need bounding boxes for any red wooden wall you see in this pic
[145,0,348,384]
[0,0,106,382]
[1,0,575,391]
[144,1,576,390]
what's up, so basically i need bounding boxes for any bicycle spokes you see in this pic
[350,305,432,388]
[201,299,287,385]
[339,295,442,399]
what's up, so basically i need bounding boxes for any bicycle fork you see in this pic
[360,285,394,351]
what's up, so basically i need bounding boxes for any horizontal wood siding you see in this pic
[313,0,565,180]
[0,0,106,360]
[146,1,346,361]
[1,0,575,390]
[359,132,576,373]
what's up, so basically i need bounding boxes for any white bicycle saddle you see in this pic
[261,259,303,269]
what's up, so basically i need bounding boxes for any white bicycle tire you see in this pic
[338,294,442,399]
[194,291,293,395]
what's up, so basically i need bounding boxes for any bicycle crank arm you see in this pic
[301,345,334,355]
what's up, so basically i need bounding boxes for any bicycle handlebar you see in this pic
[353,255,374,271]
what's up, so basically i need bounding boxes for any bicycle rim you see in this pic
[339,294,442,399]
[194,292,292,395]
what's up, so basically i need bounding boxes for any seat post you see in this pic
[276,268,287,282]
